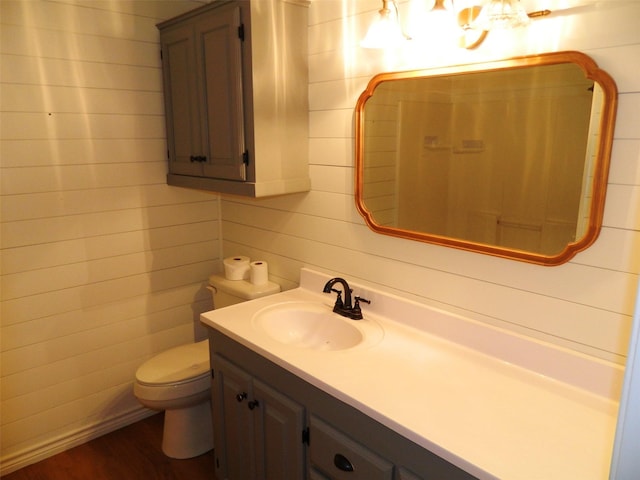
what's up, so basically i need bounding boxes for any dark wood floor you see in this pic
[2,413,216,480]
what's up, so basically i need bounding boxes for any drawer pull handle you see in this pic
[236,392,247,402]
[334,453,354,472]
[248,400,260,410]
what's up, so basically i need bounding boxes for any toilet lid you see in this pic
[136,340,210,386]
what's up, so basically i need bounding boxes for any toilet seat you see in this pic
[136,340,209,385]
[135,340,211,402]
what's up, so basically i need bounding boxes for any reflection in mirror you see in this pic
[355,52,617,265]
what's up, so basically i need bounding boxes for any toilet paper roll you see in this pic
[250,260,269,286]
[224,256,250,280]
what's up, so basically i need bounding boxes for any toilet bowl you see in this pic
[134,340,212,458]
[133,273,280,459]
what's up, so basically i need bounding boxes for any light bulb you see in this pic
[361,0,408,49]
[473,0,531,30]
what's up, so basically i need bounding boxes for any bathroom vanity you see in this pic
[201,269,621,479]
[209,328,473,480]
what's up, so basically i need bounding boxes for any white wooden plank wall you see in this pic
[221,0,640,365]
[1,0,639,474]
[0,0,217,473]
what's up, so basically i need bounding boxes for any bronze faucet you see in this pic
[322,277,370,320]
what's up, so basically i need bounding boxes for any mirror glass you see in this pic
[355,52,617,265]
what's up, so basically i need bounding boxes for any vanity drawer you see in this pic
[309,467,331,480]
[309,415,393,480]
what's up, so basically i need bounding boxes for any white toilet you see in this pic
[133,274,280,459]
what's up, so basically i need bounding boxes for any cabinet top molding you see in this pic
[157,0,310,30]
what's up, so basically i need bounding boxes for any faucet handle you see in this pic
[354,296,370,305]
[331,289,344,309]
[350,296,371,320]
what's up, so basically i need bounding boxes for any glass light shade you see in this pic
[473,0,531,29]
[406,0,457,44]
[361,2,407,48]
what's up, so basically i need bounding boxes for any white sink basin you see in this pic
[252,301,372,351]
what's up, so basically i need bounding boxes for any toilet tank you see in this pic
[208,274,280,309]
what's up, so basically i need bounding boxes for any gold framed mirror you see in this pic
[355,51,617,266]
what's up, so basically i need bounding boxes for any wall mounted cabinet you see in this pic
[158,1,310,197]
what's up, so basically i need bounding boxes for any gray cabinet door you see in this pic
[196,4,247,182]
[160,22,203,177]
[212,353,305,480]
[253,378,305,480]
[212,354,256,480]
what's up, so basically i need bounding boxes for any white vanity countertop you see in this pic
[200,269,622,480]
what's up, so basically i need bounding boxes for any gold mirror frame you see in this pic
[355,51,617,266]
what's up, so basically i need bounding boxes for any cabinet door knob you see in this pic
[333,453,354,472]
[236,392,247,402]
[248,400,260,410]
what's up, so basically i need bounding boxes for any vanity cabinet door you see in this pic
[253,379,305,480]
[309,468,332,480]
[309,415,394,480]
[396,467,423,480]
[212,353,305,480]
[212,354,256,480]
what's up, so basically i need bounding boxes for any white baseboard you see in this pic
[0,407,155,476]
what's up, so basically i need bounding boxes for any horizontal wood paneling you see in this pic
[0,0,214,471]
[0,1,161,42]
[309,109,353,138]
[0,24,160,67]
[1,285,212,352]
[0,54,163,91]
[2,313,196,390]
[2,260,217,327]
[2,239,217,300]
[309,137,353,167]
[1,162,166,194]
[221,200,634,313]
[1,186,215,222]
[2,220,217,273]
[1,138,167,167]
[221,212,630,357]
[308,164,353,194]
[221,0,640,368]
[609,139,640,185]
[1,112,165,140]
[1,201,217,248]
[1,85,165,115]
